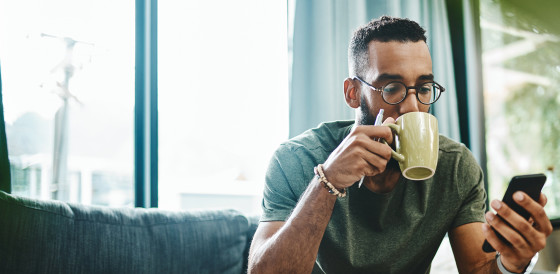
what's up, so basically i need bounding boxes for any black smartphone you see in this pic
[482,173,547,253]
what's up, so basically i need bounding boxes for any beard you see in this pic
[358,93,400,171]
[358,93,376,126]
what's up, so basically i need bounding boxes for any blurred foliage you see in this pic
[504,83,560,169]
[481,0,560,218]
[480,28,523,52]
[502,42,560,78]
[493,0,560,35]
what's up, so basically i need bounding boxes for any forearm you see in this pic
[248,177,337,273]
[470,257,501,274]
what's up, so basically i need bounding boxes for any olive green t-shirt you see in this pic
[261,120,487,274]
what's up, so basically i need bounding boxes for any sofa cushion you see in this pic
[0,191,251,274]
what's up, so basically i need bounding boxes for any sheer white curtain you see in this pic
[289,0,461,141]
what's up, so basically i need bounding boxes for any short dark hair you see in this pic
[348,16,427,77]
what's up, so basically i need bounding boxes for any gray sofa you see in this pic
[0,190,259,273]
[0,63,260,273]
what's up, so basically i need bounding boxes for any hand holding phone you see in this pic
[482,173,547,253]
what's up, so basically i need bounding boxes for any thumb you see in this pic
[382,117,396,125]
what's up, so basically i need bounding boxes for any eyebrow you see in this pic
[418,74,434,81]
[373,74,402,82]
[373,73,434,83]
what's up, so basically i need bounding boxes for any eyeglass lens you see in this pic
[382,82,441,104]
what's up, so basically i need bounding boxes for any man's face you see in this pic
[357,41,433,125]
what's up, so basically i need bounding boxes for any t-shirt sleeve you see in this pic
[260,144,314,222]
[451,146,487,228]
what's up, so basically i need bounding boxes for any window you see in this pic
[0,0,135,206]
[1,0,289,213]
[158,0,289,214]
[480,0,560,220]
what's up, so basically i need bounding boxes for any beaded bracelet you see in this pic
[314,164,346,198]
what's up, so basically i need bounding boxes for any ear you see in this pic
[344,77,360,109]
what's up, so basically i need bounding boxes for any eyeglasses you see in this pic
[354,76,445,105]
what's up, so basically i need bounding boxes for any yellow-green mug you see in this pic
[386,112,439,181]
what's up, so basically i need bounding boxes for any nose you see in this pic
[398,91,420,113]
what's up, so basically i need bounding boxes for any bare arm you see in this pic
[449,222,498,273]
[248,124,395,273]
[248,177,336,273]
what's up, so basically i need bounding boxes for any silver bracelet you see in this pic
[496,252,538,274]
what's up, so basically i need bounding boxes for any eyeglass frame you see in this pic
[353,76,445,105]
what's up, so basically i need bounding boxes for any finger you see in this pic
[339,134,391,177]
[381,118,396,144]
[538,192,548,207]
[490,199,528,229]
[353,125,394,144]
[491,199,545,251]
[482,223,515,254]
[382,117,396,125]
[358,141,393,176]
[513,192,553,237]
[350,133,393,161]
[485,210,531,254]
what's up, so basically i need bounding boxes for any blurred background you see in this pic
[0,0,559,271]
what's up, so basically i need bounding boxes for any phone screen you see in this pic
[482,173,546,253]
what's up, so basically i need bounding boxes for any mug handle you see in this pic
[384,124,405,163]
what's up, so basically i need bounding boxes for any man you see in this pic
[248,16,552,273]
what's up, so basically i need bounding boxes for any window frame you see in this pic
[135,0,158,208]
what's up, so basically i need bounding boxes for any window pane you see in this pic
[158,0,289,214]
[0,0,134,206]
[481,1,560,219]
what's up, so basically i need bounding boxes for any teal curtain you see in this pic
[0,63,11,193]
[289,0,368,137]
[462,0,486,168]
[289,0,461,142]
